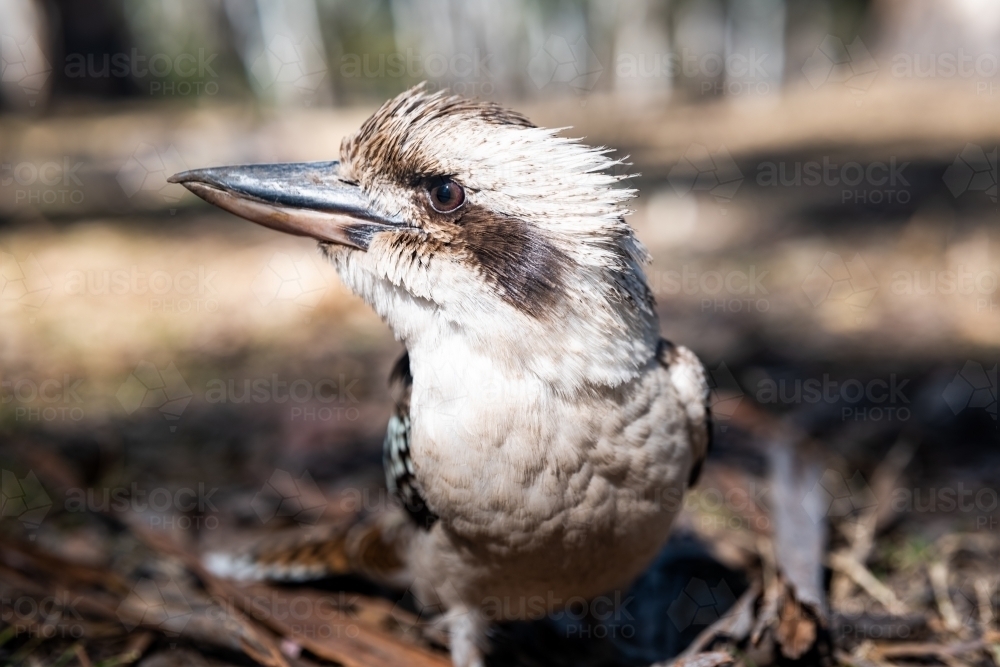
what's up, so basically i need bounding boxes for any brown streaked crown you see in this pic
[340,84,534,186]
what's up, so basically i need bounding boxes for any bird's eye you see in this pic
[427,177,466,213]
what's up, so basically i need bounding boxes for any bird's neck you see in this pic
[407,304,661,396]
[328,246,660,393]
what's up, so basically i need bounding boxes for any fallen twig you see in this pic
[828,551,908,615]
[929,561,962,634]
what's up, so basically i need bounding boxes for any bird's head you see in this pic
[171,85,659,392]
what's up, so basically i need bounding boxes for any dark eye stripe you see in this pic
[457,203,567,318]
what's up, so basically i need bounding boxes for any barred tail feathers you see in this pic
[203,510,415,588]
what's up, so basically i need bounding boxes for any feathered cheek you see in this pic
[336,234,430,303]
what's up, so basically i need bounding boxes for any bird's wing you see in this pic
[384,352,439,528]
[657,338,713,487]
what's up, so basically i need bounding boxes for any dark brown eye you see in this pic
[427,177,466,213]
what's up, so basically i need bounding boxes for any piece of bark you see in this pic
[228,582,452,667]
[775,590,818,660]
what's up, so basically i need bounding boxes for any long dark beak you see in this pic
[168,161,405,250]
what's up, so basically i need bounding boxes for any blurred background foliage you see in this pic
[3,0,882,108]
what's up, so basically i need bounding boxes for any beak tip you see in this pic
[167,171,189,185]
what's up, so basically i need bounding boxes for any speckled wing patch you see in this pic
[384,353,438,529]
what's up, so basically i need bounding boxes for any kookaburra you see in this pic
[171,84,711,667]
